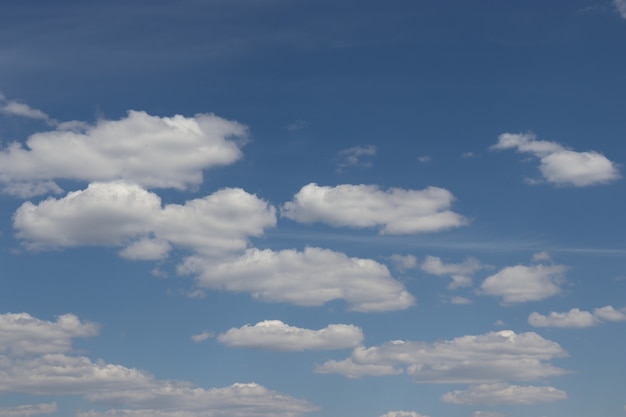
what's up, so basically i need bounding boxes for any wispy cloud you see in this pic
[335,145,376,172]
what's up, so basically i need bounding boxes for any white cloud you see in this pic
[380,412,429,417]
[528,305,626,328]
[315,330,568,383]
[420,256,486,289]
[286,119,308,131]
[218,320,363,351]
[0,312,98,355]
[417,155,431,163]
[0,312,316,417]
[441,383,567,405]
[0,110,246,196]
[0,403,57,417]
[388,254,418,271]
[281,183,467,234]
[14,181,276,258]
[481,263,566,303]
[179,247,415,312]
[191,331,214,343]
[615,0,626,18]
[335,145,376,171]
[491,132,620,187]
[0,93,51,122]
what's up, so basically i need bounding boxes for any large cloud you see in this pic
[0,110,246,196]
[218,320,363,351]
[441,383,567,405]
[315,330,568,384]
[480,263,567,303]
[491,133,620,187]
[528,305,626,328]
[14,181,276,258]
[281,183,467,234]
[179,247,415,312]
[0,312,316,417]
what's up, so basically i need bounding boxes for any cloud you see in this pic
[0,93,52,122]
[615,0,626,18]
[528,305,626,328]
[315,330,568,384]
[335,145,376,171]
[388,254,418,272]
[380,412,429,417]
[450,296,472,304]
[190,331,214,343]
[0,110,246,196]
[281,183,468,234]
[480,263,567,303]
[441,383,567,405]
[14,181,276,258]
[420,256,486,289]
[472,412,505,417]
[218,320,363,351]
[0,312,316,417]
[0,403,57,417]
[0,312,98,356]
[285,119,308,131]
[179,247,415,312]
[491,132,620,187]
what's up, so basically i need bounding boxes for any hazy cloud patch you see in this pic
[335,145,377,172]
[0,403,57,417]
[441,383,567,405]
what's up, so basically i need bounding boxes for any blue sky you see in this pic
[0,1,625,417]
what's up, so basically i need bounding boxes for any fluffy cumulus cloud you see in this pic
[0,312,316,417]
[179,247,415,312]
[315,330,568,383]
[217,320,364,351]
[379,412,429,417]
[281,183,467,234]
[0,312,98,355]
[0,110,246,196]
[491,133,620,187]
[481,263,567,303]
[0,403,57,417]
[441,383,567,405]
[14,181,276,258]
[528,305,626,328]
[420,256,486,289]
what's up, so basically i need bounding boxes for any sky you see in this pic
[0,1,625,417]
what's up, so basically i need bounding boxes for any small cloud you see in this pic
[528,305,626,328]
[335,145,376,172]
[450,296,472,305]
[473,412,505,417]
[389,254,418,272]
[417,155,431,163]
[491,132,620,187]
[531,251,552,262]
[420,256,486,289]
[0,93,54,124]
[441,383,567,405]
[191,331,214,343]
[0,402,58,417]
[493,320,506,326]
[462,151,475,158]
[285,119,308,131]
